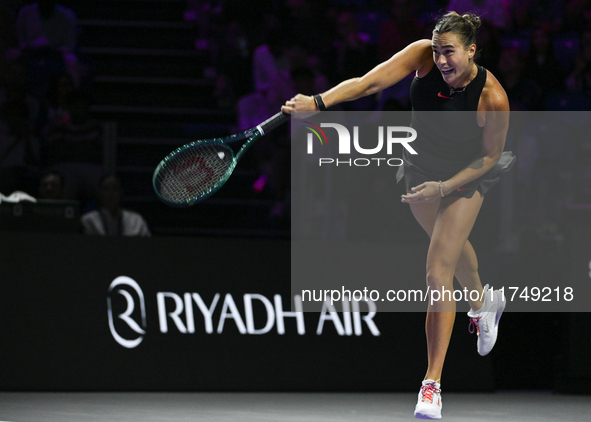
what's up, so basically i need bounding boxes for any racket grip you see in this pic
[257,111,289,136]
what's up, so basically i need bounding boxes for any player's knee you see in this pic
[426,265,454,290]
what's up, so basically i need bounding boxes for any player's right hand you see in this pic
[281,94,318,114]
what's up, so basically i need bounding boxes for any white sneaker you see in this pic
[467,284,506,356]
[414,379,442,420]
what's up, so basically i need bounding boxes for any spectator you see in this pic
[184,0,220,39]
[0,60,40,194]
[210,20,252,98]
[15,0,79,88]
[237,31,295,203]
[43,72,75,128]
[81,175,151,237]
[251,29,294,111]
[43,89,103,201]
[38,168,64,199]
[15,0,77,59]
[238,29,294,126]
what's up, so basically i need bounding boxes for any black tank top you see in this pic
[410,63,487,111]
[405,64,487,177]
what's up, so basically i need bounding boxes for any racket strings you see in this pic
[155,142,234,204]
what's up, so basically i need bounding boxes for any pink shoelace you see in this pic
[420,383,441,403]
[469,316,482,335]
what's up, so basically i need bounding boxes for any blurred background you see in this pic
[1,0,590,237]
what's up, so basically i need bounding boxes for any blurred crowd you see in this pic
[184,0,591,113]
[183,0,591,229]
[1,0,591,234]
[0,0,98,204]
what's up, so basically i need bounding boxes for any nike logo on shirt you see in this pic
[438,92,453,99]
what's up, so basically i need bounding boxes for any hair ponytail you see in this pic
[462,13,481,31]
[434,11,481,52]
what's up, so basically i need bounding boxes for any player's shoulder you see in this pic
[16,3,36,16]
[413,39,434,49]
[481,69,509,112]
[81,209,100,220]
[403,39,434,71]
[122,208,142,219]
[408,39,433,56]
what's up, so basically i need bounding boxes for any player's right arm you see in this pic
[282,39,433,113]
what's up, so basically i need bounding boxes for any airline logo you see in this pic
[107,276,380,349]
[107,276,147,349]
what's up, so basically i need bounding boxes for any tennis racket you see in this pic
[153,111,289,207]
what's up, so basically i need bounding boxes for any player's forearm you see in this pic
[320,76,378,108]
[306,40,431,111]
[440,153,501,195]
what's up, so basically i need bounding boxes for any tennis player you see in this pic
[282,11,514,420]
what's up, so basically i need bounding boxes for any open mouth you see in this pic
[440,67,454,75]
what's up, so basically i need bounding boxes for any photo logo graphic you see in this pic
[303,121,329,153]
[300,121,417,167]
[107,276,147,349]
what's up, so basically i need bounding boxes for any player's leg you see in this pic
[454,240,484,311]
[409,200,484,312]
[412,193,484,420]
[423,192,484,381]
[409,194,504,358]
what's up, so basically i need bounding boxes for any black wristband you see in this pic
[313,94,327,111]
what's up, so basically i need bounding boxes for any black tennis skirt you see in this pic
[396,151,516,198]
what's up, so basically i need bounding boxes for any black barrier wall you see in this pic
[0,232,498,392]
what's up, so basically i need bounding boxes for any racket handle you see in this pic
[257,111,289,136]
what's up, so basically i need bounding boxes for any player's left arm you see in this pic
[439,76,510,195]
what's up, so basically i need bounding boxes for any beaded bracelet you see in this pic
[438,181,445,197]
